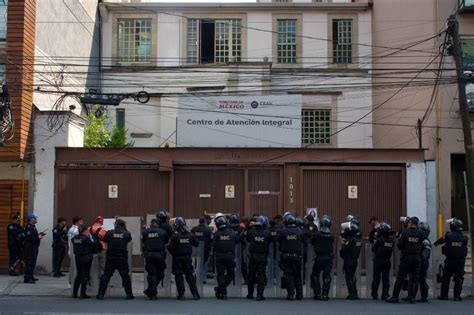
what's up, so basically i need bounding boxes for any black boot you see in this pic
[386,280,403,303]
[438,277,450,300]
[215,287,222,299]
[72,279,80,298]
[407,282,416,304]
[453,277,464,301]
[79,281,90,299]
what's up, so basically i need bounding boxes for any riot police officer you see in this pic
[72,224,95,299]
[157,210,173,237]
[212,214,238,300]
[242,216,272,301]
[413,221,431,302]
[278,213,305,300]
[387,216,424,303]
[296,216,309,282]
[229,213,247,284]
[142,218,170,300]
[24,214,45,283]
[7,214,25,276]
[368,217,380,244]
[310,215,334,301]
[371,222,394,300]
[97,219,133,300]
[191,217,212,283]
[52,217,68,277]
[434,217,468,301]
[340,219,362,300]
[167,217,200,300]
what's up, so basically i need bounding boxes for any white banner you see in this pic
[177,95,302,147]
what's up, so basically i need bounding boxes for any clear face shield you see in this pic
[341,221,351,234]
[446,218,455,224]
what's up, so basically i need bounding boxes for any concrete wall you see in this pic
[406,162,428,221]
[33,113,84,273]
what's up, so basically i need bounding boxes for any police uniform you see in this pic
[213,226,237,298]
[371,234,394,300]
[230,223,247,283]
[142,225,169,299]
[72,233,95,298]
[278,225,305,300]
[311,230,334,299]
[435,230,468,300]
[24,223,40,283]
[416,238,431,301]
[160,222,174,237]
[388,227,424,302]
[167,230,199,299]
[191,224,212,280]
[243,225,272,299]
[340,233,362,299]
[52,224,68,276]
[7,222,24,274]
[97,227,133,299]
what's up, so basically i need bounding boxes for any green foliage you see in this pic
[84,113,134,148]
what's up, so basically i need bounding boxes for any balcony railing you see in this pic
[459,0,474,13]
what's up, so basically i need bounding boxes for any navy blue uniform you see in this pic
[278,225,305,300]
[311,230,334,299]
[371,235,394,299]
[213,227,238,297]
[191,224,212,279]
[340,234,362,299]
[142,226,169,298]
[24,223,40,282]
[52,225,68,276]
[72,234,95,297]
[7,223,24,273]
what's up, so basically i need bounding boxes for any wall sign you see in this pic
[288,176,295,204]
[199,194,211,198]
[108,185,118,198]
[348,185,358,199]
[225,185,235,199]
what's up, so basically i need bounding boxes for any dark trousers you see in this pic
[215,253,236,295]
[8,244,22,271]
[241,245,248,282]
[52,245,65,274]
[172,256,198,296]
[145,252,166,296]
[24,244,39,281]
[98,255,132,296]
[311,256,332,297]
[372,259,391,299]
[415,258,429,300]
[73,255,92,296]
[247,253,268,297]
[343,262,358,298]
[281,256,303,299]
[391,255,421,299]
[440,258,466,298]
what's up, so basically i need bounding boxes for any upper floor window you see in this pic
[273,0,292,2]
[187,19,242,64]
[0,0,7,41]
[277,19,297,64]
[332,19,353,64]
[301,109,331,145]
[117,18,152,63]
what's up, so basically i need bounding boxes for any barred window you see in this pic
[332,19,353,64]
[117,19,152,63]
[277,19,297,64]
[301,109,331,145]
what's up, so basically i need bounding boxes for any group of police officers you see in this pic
[6,210,469,302]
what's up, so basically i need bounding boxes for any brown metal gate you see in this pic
[247,169,283,218]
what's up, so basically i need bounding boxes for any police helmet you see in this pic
[229,214,240,225]
[215,215,228,229]
[157,210,169,223]
[408,216,419,226]
[283,212,292,219]
[173,217,187,232]
[115,218,126,228]
[346,214,360,225]
[418,221,430,237]
[295,216,304,227]
[284,213,296,226]
[320,215,332,228]
[447,217,463,231]
[262,216,269,228]
[379,222,392,233]
[255,216,265,226]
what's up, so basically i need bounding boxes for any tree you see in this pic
[84,113,134,148]
[108,125,135,148]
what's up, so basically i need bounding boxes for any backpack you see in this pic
[89,227,104,254]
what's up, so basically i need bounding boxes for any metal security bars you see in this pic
[301,109,331,145]
[332,19,353,64]
[117,19,152,63]
[277,19,297,64]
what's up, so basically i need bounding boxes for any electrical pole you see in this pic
[447,14,474,296]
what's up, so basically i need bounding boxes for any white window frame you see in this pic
[332,18,353,64]
[117,18,152,64]
[301,109,332,146]
[277,19,297,64]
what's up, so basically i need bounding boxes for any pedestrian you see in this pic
[72,224,95,299]
[340,217,362,300]
[212,214,237,300]
[242,216,272,301]
[96,219,133,300]
[7,214,25,276]
[387,216,425,303]
[142,218,169,300]
[167,217,200,300]
[52,217,68,277]
[371,222,394,300]
[90,216,107,276]
[311,215,334,301]
[191,217,212,284]
[24,214,45,283]
[413,222,431,302]
[278,212,304,301]
[434,217,468,301]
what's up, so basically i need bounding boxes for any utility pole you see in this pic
[447,14,474,296]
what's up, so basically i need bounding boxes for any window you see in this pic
[332,19,353,64]
[461,39,474,110]
[116,109,125,129]
[273,0,292,2]
[277,19,297,64]
[301,109,331,145]
[117,19,152,63]
[0,0,7,41]
[187,19,242,64]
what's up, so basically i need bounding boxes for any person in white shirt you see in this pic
[68,216,84,286]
